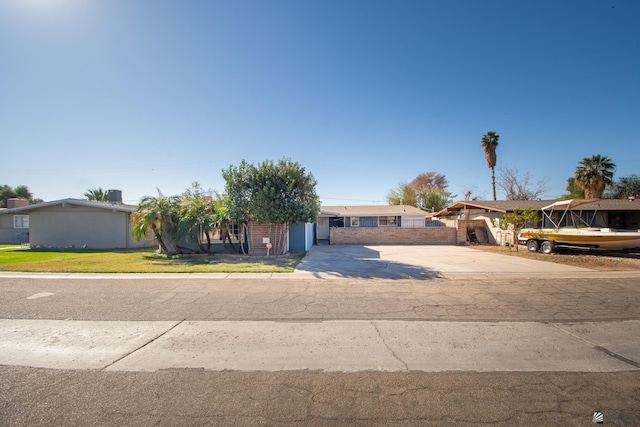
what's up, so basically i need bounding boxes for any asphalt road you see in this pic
[1,245,640,426]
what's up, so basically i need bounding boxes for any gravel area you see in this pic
[471,245,640,271]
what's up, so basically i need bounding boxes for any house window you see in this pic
[359,217,378,227]
[14,215,29,229]
[378,216,398,226]
[229,223,240,240]
[350,217,359,227]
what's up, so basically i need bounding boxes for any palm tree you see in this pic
[481,131,500,200]
[131,190,182,254]
[84,187,109,201]
[178,196,218,254]
[574,155,616,199]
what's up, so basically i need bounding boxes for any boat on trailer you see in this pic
[517,199,640,253]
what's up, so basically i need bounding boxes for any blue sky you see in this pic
[1,0,638,205]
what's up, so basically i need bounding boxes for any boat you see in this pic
[517,199,640,253]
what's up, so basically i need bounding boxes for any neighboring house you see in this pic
[318,205,455,245]
[0,198,31,244]
[436,199,640,245]
[0,198,155,249]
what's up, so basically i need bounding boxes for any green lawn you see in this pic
[0,246,304,273]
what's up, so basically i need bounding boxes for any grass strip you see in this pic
[0,246,303,273]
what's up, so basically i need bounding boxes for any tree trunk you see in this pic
[221,226,238,253]
[491,167,497,201]
[150,224,170,254]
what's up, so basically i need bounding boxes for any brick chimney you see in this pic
[7,198,29,209]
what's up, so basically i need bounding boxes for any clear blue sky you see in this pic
[1,0,638,204]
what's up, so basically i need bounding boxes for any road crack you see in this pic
[370,321,408,371]
[100,319,186,371]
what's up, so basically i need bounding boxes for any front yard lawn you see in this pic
[0,246,303,273]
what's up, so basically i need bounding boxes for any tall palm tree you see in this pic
[84,187,109,201]
[574,154,616,199]
[481,131,500,200]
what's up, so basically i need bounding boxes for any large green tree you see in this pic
[222,159,320,255]
[561,177,586,200]
[386,182,419,207]
[603,175,640,200]
[386,171,452,212]
[574,154,616,199]
[481,131,500,200]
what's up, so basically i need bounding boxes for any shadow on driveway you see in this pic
[295,245,442,279]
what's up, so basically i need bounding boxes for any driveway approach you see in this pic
[294,244,591,279]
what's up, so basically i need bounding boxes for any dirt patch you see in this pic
[470,244,640,271]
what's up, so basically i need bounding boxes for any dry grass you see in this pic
[470,244,640,271]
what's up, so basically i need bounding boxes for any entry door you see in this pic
[317,217,330,239]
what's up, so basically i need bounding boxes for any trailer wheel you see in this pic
[526,239,539,253]
[540,240,555,254]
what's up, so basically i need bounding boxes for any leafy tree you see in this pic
[386,182,419,207]
[410,172,448,191]
[497,165,548,201]
[181,181,214,200]
[0,184,42,207]
[387,171,453,211]
[574,154,616,199]
[496,208,539,252]
[561,177,585,200]
[416,187,452,212]
[481,131,500,201]
[83,187,109,201]
[222,159,320,255]
[603,175,640,199]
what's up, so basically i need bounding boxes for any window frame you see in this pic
[13,215,29,229]
[378,216,398,227]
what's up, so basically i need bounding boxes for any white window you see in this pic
[350,217,359,227]
[14,215,29,229]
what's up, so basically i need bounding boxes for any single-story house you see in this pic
[317,205,455,245]
[435,199,640,245]
[0,198,154,249]
[0,198,31,244]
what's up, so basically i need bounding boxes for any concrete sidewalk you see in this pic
[2,319,639,373]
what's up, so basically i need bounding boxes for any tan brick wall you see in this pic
[246,222,288,255]
[329,227,457,245]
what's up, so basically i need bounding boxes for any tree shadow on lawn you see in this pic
[142,252,304,269]
[296,245,442,280]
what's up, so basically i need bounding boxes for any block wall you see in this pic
[329,226,457,245]
[246,222,288,256]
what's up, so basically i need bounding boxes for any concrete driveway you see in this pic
[294,245,592,279]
